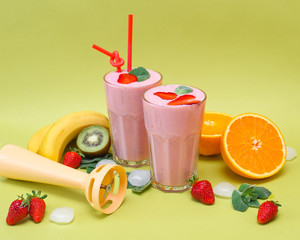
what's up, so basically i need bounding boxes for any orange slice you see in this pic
[199,112,234,156]
[220,113,286,179]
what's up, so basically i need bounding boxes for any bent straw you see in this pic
[92,44,114,57]
[92,44,124,72]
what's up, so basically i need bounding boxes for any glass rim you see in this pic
[103,69,163,89]
[142,84,207,108]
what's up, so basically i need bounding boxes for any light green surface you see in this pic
[0,0,299,239]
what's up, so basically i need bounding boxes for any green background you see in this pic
[1,0,299,239]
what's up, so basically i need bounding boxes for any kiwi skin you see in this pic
[76,126,111,158]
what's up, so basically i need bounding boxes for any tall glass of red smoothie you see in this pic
[104,69,162,167]
[143,84,206,192]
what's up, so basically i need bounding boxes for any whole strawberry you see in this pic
[62,149,83,168]
[27,190,47,223]
[257,201,281,224]
[6,195,29,225]
[191,179,215,205]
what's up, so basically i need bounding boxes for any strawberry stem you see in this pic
[186,174,199,186]
[272,201,282,207]
[70,147,85,158]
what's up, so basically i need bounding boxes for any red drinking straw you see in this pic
[92,44,124,72]
[92,44,114,58]
[127,14,133,72]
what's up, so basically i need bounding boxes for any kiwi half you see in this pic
[76,125,111,157]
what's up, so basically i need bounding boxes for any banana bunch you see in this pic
[27,111,109,162]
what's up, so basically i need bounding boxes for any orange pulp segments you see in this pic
[220,113,286,179]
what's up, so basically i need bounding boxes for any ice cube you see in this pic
[286,147,297,161]
[128,170,151,187]
[213,182,237,198]
[96,159,117,168]
[50,207,74,224]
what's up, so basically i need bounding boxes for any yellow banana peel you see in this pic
[37,111,109,162]
[27,124,54,153]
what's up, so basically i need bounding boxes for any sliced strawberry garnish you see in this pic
[117,74,138,84]
[168,95,200,106]
[154,92,178,100]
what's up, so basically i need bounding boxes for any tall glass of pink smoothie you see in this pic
[104,68,162,167]
[143,85,206,192]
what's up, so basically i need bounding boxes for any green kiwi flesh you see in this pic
[76,125,110,157]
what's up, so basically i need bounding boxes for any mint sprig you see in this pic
[129,67,150,82]
[174,85,193,95]
[232,183,272,212]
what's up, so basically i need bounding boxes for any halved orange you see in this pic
[199,112,234,156]
[220,113,286,179]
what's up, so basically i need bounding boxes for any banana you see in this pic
[27,124,54,153]
[38,111,109,162]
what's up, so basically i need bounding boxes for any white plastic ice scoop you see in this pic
[0,144,127,214]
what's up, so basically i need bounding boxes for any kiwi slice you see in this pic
[76,125,111,157]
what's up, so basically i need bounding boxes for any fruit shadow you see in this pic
[220,162,288,185]
[198,153,288,185]
[198,154,222,162]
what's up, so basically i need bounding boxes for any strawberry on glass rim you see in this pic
[154,92,177,100]
[168,95,200,106]
[117,74,138,84]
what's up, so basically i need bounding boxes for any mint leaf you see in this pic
[239,183,251,192]
[80,163,97,169]
[87,166,95,174]
[80,153,114,173]
[242,192,258,203]
[174,85,193,95]
[80,153,113,164]
[251,192,258,199]
[238,183,271,199]
[241,186,259,204]
[253,186,271,199]
[242,194,252,203]
[246,200,260,208]
[241,186,255,196]
[131,181,151,193]
[232,190,249,212]
[129,67,150,82]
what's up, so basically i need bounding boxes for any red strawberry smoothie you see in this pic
[143,85,206,192]
[104,69,162,167]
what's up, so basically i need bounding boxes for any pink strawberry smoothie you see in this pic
[104,69,162,167]
[143,85,206,192]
